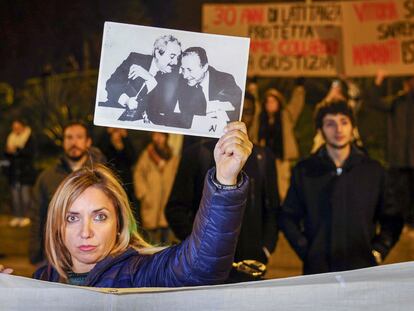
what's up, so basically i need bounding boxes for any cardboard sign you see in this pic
[342,0,414,76]
[203,2,343,77]
[94,22,250,138]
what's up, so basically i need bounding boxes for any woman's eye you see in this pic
[66,215,79,223]
[94,213,107,221]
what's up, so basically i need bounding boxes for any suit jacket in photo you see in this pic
[101,52,180,122]
[206,66,243,121]
[167,66,242,129]
[165,79,207,129]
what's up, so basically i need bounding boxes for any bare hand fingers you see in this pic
[224,121,248,135]
[129,65,142,79]
[0,264,13,274]
[3,268,13,274]
[217,135,250,154]
[217,129,251,153]
[219,136,252,154]
[216,134,252,163]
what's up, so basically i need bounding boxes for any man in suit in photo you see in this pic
[101,35,182,123]
[178,47,243,128]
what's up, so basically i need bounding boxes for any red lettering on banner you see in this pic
[353,1,398,22]
[353,40,400,65]
[240,7,265,24]
[212,6,237,26]
[277,39,339,56]
[250,40,273,54]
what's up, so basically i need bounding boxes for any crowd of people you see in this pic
[0,70,413,287]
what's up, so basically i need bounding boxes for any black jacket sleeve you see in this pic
[372,169,404,259]
[165,142,215,241]
[165,150,200,240]
[29,173,49,264]
[279,166,309,260]
[261,148,279,254]
[105,53,151,106]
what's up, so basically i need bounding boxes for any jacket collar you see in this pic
[57,152,97,174]
[41,248,139,285]
[85,248,139,286]
[314,144,366,173]
[58,156,73,173]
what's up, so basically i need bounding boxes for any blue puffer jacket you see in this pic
[33,168,248,288]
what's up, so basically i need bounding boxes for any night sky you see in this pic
[0,0,291,88]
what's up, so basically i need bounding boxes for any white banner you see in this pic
[2,261,414,310]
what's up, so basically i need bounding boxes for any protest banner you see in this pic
[203,2,344,77]
[342,0,414,76]
[2,261,414,310]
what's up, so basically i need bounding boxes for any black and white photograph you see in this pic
[94,22,250,138]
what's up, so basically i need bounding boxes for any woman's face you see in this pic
[64,186,118,273]
[12,121,25,135]
[265,95,280,114]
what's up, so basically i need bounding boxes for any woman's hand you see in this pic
[0,264,13,274]
[214,122,253,185]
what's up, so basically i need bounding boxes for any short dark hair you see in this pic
[182,47,208,67]
[62,120,90,138]
[12,117,28,126]
[314,100,355,129]
[244,91,255,104]
[243,91,256,115]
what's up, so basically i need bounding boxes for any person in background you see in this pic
[134,132,179,244]
[280,100,403,275]
[29,121,104,265]
[246,76,260,144]
[368,70,414,228]
[1,122,252,288]
[4,118,36,227]
[97,127,135,202]
[258,79,305,201]
[166,92,279,281]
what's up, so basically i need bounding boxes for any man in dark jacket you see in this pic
[165,93,279,278]
[29,121,103,265]
[368,71,414,226]
[279,100,403,275]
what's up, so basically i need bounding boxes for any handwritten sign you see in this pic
[203,1,414,77]
[342,0,414,76]
[203,2,343,77]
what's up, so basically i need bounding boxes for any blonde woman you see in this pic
[0,122,251,287]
